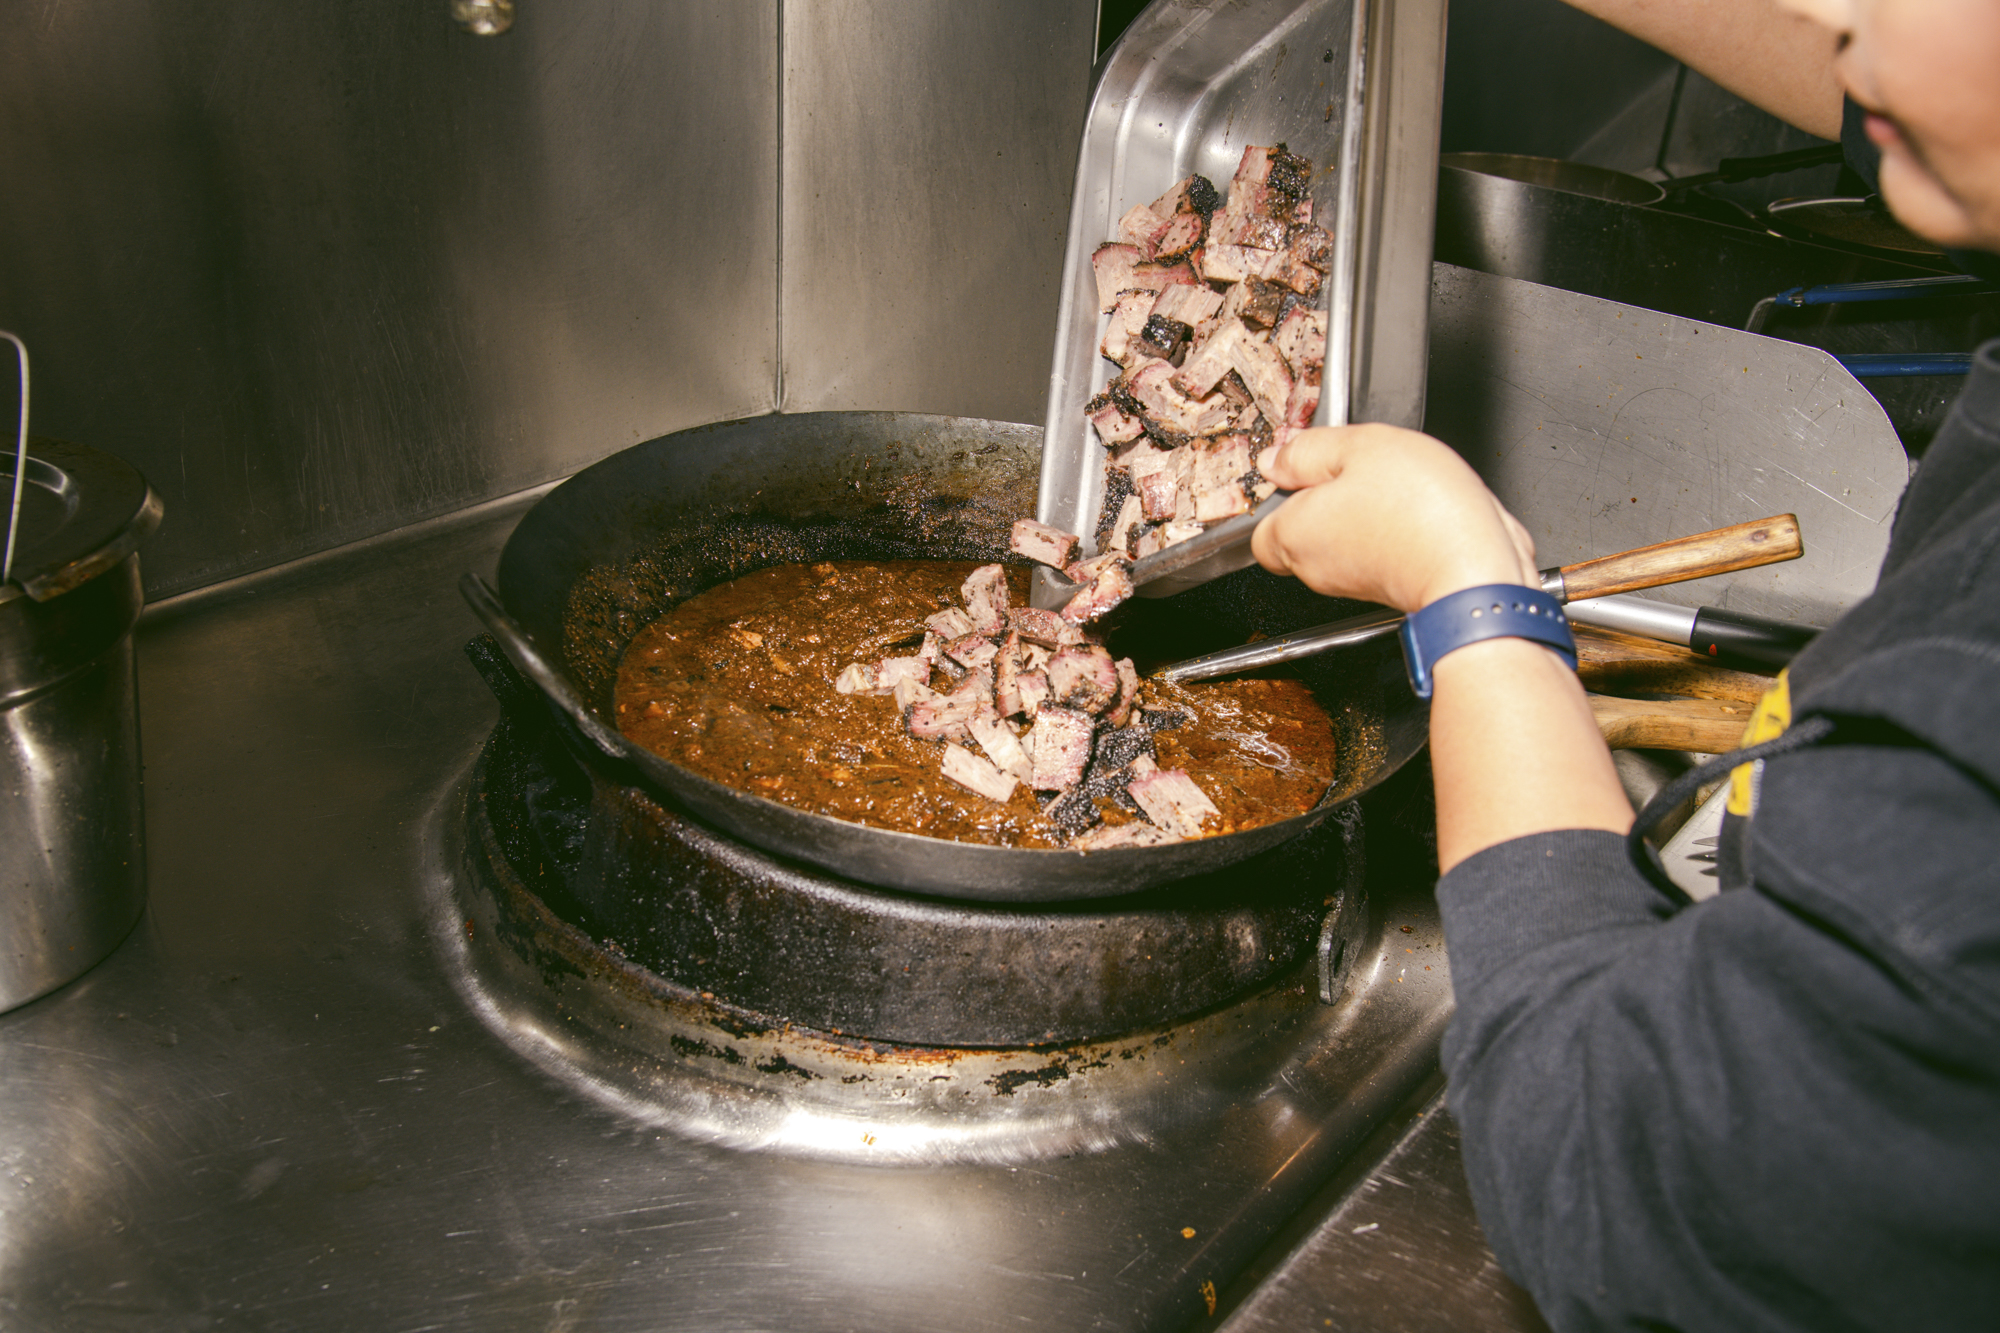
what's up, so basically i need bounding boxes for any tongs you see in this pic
[1155,513,1803,682]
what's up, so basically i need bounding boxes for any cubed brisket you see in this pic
[1010,519,1081,570]
[941,744,1018,803]
[1046,644,1120,714]
[1128,768,1223,839]
[960,563,1009,636]
[1028,707,1095,791]
[1006,606,1068,647]
[1090,242,1142,312]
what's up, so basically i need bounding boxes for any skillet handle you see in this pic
[459,572,627,761]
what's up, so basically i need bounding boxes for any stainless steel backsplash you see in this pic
[0,0,1093,597]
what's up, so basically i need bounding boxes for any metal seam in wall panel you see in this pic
[777,0,1094,424]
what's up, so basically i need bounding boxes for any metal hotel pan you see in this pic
[1034,0,1447,605]
[464,411,1426,902]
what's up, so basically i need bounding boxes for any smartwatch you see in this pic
[1399,584,1578,700]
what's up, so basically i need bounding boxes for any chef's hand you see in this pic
[1251,424,1539,611]
[1253,422,1632,870]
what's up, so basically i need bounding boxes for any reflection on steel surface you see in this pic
[1425,263,1905,625]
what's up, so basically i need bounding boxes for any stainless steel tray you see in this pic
[1034,0,1446,601]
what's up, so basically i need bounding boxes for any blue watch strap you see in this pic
[1398,584,1578,699]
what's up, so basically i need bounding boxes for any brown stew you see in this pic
[614,560,1336,848]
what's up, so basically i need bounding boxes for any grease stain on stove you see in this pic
[752,1053,820,1082]
[669,1035,743,1066]
[988,1061,1073,1096]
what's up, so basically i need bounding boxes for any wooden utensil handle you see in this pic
[1558,514,1802,601]
[1589,693,1754,752]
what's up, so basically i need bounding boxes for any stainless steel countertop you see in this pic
[0,489,1541,1331]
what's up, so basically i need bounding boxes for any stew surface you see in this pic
[613,560,1336,848]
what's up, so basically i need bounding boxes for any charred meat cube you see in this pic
[1134,314,1192,364]
[1148,173,1220,219]
[1061,559,1135,625]
[1046,645,1120,714]
[1037,783,1102,840]
[876,656,931,694]
[1151,210,1206,262]
[968,709,1034,783]
[1128,768,1223,838]
[907,694,975,741]
[1106,494,1146,558]
[1269,250,1322,299]
[994,631,1024,716]
[1028,706,1096,791]
[1120,360,1235,438]
[1099,290,1155,366]
[1197,244,1277,286]
[834,662,878,694]
[1262,143,1312,204]
[1173,319,1249,399]
[941,744,1018,803]
[893,672,940,712]
[1125,259,1200,300]
[1072,822,1181,850]
[1009,519,1081,570]
[1130,525,1168,559]
[960,563,1009,636]
[1282,371,1321,430]
[909,667,994,739]
[943,633,1000,669]
[1227,330,1294,426]
[1117,203,1171,257]
[1090,242,1142,312]
[1063,551,1125,585]
[1141,520,1205,557]
[1234,213,1292,251]
[1016,667,1050,717]
[1106,656,1142,727]
[1273,307,1327,373]
[1007,606,1068,648]
[1087,393,1147,446]
[1238,277,1290,330]
[948,665,994,708]
[1287,222,1334,270]
[1191,436,1256,522]
[1151,282,1223,327]
[1109,435,1175,480]
[1095,468,1137,553]
[926,607,976,640]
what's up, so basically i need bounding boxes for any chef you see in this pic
[1251,0,2000,1326]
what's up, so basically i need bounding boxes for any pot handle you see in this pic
[459,572,627,761]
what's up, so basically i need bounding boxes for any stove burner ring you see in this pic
[469,700,1356,1048]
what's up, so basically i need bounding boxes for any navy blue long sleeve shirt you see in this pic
[1437,340,2000,1330]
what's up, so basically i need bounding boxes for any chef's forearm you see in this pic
[1428,637,1632,873]
[1560,0,1844,140]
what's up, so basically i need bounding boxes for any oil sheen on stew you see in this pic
[613,560,1336,849]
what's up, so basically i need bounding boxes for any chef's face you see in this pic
[1780,0,2000,251]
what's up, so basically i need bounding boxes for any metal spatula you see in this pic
[1153,513,1803,682]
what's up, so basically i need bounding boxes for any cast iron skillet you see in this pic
[463,411,1426,901]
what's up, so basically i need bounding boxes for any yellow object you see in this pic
[1726,669,1792,816]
